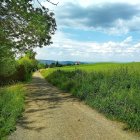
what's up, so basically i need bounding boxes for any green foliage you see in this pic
[25,50,36,60]
[0,57,17,77]
[37,62,46,69]
[0,45,17,77]
[1,0,56,51]
[50,62,56,68]
[41,63,140,131]
[47,62,62,68]
[0,54,38,85]
[55,61,63,67]
[0,84,25,139]
[0,0,56,82]
[18,56,37,81]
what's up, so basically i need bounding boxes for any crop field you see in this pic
[70,62,139,71]
[43,62,140,74]
[41,62,140,132]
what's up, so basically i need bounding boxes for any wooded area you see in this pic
[0,0,56,84]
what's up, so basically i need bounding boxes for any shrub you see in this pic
[17,56,37,81]
[0,56,37,85]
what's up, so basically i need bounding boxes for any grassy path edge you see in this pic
[40,66,140,132]
[0,84,25,139]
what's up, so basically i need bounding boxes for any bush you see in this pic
[0,56,37,85]
[16,56,37,81]
[37,62,46,69]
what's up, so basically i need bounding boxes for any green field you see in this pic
[41,62,140,132]
[43,62,140,74]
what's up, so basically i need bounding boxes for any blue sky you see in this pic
[35,0,140,62]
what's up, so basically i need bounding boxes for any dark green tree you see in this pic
[50,62,56,68]
[55,61,62,67]
[1,0,56,52]
[0,0,56,77]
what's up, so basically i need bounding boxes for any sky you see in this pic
[35,0,140,62]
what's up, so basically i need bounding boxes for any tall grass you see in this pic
[41,63,140,131]
[0,84,25,139]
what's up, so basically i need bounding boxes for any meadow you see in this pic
[41,62,140,132]
[0,84,25,139]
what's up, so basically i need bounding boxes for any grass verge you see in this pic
[0,84,25,139]
[41,66,140,132]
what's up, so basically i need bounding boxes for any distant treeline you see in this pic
[39,61,80,69]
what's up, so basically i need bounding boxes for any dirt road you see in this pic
[9,71,139,140]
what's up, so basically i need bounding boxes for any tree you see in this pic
[55,61,62,67]
[37,62,46,69]
[50,62,56,68]
[1,0,56,52]
[0,0,57,77]
[25,50,37,60]
[0,43,17,76]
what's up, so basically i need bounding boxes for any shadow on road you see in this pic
[17,74,77,132]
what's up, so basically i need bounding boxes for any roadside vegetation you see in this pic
[0,51,37,85]
[0,51,44,139]
[1,1,56,139]
[0,84,25,139]
[41,62,140,132]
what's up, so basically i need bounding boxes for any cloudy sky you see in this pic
[35,0,140,62]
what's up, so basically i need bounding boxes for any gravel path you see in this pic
[9,71,140,140]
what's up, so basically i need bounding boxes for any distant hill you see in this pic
[38,60,87,65]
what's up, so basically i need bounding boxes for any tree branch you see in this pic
[36,0,59,10]
[46,0,59,6]
[36,0,44,8]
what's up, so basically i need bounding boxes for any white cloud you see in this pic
[123,36,133,43]
[41,0,140,35]
[35,1,140,62]
[109,16,140,34]
[35,32,140,61]
[42,0,140,8]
